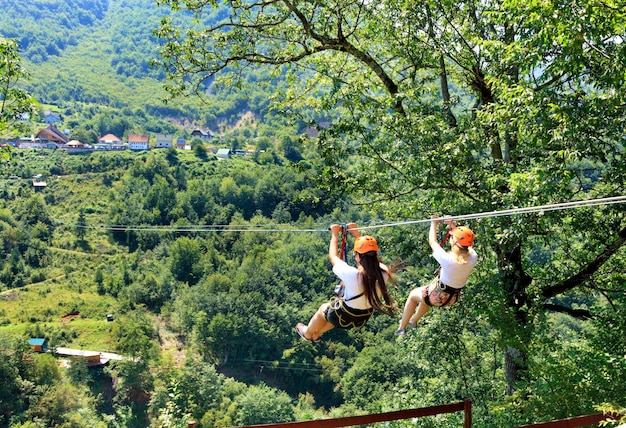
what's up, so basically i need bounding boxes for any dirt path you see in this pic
[155,316,186,366]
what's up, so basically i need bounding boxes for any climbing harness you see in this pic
[325,292,373,329]
[423,278,462,307]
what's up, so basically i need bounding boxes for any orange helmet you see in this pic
[451,227,474,247]
[354,235,379,254]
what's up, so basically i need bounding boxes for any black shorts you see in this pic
[325,298,373,329]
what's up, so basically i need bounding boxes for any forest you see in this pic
[1,0,626,427]
[0,145,621,428]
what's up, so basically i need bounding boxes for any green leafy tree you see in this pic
[236,383,295,426]
[110,309,158,425]
[155,0,626,400]
[27,383,107,428]
[74,208,87,244]
[279,136,303,162]
[0,340,27,423]
[0,37,38,143]
[169,236,203,285]
[29,353,61,386]
[69,126,99,145]
[149,358,225,425]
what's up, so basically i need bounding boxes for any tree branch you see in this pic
[280,0,405,114]
[542,224,626,299]
[542,303,592,320]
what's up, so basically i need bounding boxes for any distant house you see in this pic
[95,134,121,151]
[155,133,174,149]
[301,121,331,139]
[99,133,121,145]
[53,348,108,367]
[216,148,232,158]
[191,129,215,140]
[64,140,95,154]
[33,180,47,191]
[43,110,61,125]
[28,338,48,352]
[176,136,187,149]
[36,124,69,146]
[72,351,105,367]
[128,134,149,150]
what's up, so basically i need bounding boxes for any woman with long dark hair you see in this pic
[296,223,396,342]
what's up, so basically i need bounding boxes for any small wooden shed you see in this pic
[28,338,48,352]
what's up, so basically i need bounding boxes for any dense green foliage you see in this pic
[0,37,39,139]
[0,0,625,427]
[154,0,626,411]
[0,0,108,64]
[0,149,624,428]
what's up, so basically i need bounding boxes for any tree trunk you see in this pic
[503,346,526,395]
[439,55,457,128]
[496,241,533,394]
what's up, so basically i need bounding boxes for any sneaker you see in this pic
[296,323,320,342]
[296,323,310,342]
[394,328,406,336]
[408,321,416,329]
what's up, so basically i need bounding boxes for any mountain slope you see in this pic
[0,0,231,123]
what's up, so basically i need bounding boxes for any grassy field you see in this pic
[0,150,136,352]
[0,264,120,351]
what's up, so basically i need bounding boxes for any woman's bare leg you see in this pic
[409,300,430,325]
[298,303,334,340]
[397,287,429,331]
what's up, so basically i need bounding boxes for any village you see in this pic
[2,123,251,158]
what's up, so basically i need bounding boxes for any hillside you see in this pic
[1,1,625,427]
[0,0,281,137]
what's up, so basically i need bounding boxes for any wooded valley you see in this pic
[0,0,625,427]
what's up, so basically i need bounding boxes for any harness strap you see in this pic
[340,224,348,262]
[440,229,451,247]
[344,292,364,302]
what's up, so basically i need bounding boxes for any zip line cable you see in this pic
[64,195,626,233]
[356,195,626,232]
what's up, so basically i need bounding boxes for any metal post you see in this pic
[464,398,472,428]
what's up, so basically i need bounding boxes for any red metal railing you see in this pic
[187,401,619,428]
[187,398,619,428]
[189,399,472,428]
[514,412,619,428]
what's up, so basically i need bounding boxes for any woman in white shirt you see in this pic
[296,223,396,342]
[395,217,478,336]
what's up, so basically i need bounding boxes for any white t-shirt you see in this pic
[332,259,387,310]
[432,245,478,288]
